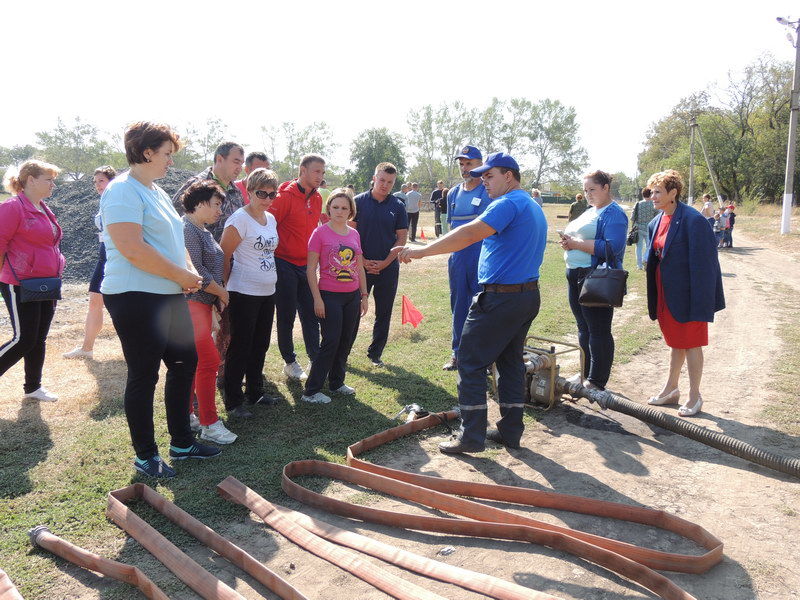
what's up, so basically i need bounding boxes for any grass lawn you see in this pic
[0,206,654,599]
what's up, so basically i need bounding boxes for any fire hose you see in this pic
[105,483,310,599]
[558,377,800,479]
[269,411,721,600]
[0,568,23,600]
[28,526,168,600]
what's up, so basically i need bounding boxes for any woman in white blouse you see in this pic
[220,168,280,418]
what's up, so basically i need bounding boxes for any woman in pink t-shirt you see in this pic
[302,189,368,404]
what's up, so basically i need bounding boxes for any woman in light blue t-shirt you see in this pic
[100,121,221,479]
[559,170,628,391]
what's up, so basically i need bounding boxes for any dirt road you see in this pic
[265,232,798,600]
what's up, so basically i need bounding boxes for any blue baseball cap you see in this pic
[454,145,482,160]
[469,152,520,177]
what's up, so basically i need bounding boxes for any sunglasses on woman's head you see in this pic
[254,190,277,199]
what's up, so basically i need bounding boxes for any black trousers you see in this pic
[407,211,420,241]
[566,268,615,388]
[0,283,56,394]
[224,291,274,408]
[457,288,540,447]
[304,290,361,395]
[363,265,399,361]
[103,292,196,460]
[274,257,320,364]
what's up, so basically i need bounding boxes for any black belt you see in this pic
[481,281,538,293]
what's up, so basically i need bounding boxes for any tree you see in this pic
[0,144,38,166]
[525,99,588,188]
[261,121,337,182]
[348,128,406,190]
[35,118,114,180]
[183,118,231,167]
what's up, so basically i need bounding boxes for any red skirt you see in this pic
[656,266,708,349]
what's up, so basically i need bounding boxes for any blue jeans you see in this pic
[305,290,361,395]
[274,257,320,364]
[566,268,615,389]
[457,287,540,448]
[635,228,650,269]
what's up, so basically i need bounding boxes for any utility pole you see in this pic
[688,118,696,204]
[778,17,800,234]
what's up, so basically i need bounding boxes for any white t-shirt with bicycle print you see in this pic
[224,207,279,296]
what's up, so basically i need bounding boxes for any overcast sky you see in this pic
[2,0,797,176]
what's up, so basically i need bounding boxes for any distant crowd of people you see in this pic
[0,121,726,476]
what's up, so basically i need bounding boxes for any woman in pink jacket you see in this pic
[0,160,65,402]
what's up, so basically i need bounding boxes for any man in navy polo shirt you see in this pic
[442,145,493,371]
[397,152,546,454]
[353,162,409,366]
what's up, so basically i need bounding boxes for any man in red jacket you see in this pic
[269,154,326,380]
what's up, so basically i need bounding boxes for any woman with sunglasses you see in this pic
[220,168,280,418]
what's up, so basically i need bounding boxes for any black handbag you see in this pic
[579,242,628,308]
[7,262,62,302]
[626,228,638,246]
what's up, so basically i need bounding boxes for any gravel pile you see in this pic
[47,168,197,281]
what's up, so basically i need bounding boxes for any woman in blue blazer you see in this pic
[559,170,628,390]
[645,170,725,417]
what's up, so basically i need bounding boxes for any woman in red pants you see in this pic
[182,181,237,444]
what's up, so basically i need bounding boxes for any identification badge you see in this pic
[471,196,481,206]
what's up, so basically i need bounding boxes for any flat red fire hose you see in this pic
[28,526,168,600]
[0,568,23,600]
[278,410,723,600]
[107,483,308,600]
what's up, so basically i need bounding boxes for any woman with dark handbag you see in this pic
[645,170,724,417]
[0,160,65,402]
[559,170,628,391]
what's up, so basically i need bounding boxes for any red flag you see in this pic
[401,295,424,328]
[419,228,426,241]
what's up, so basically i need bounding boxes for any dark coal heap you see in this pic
[46,168,197,281]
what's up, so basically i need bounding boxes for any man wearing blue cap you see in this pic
[440,146,493,371]
[397,152,547,453]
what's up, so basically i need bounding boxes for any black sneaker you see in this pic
[369,357,385,367]
[169,442,222,461]
[133,456,176,478]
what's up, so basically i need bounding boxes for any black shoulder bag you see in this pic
[579,241,628,308]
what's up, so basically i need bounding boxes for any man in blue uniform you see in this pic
[442,146,493,371]
[397,152,547,454]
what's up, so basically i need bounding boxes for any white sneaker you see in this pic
[283,361,308,380]
[189,412,201,432]
[301,392,331,404]
[333,384,356,395]
[24,387,58,402]
[63,347,93,360]
[199,420,238,444]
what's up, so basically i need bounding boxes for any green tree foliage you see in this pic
[348,128,406,191]
[406,97,588,191]
[262,121,338,182]
[35,118,115,180]
[638,55,797,202]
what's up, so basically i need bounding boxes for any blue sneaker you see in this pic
[133,456,176,478]
[168,442,222,461]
